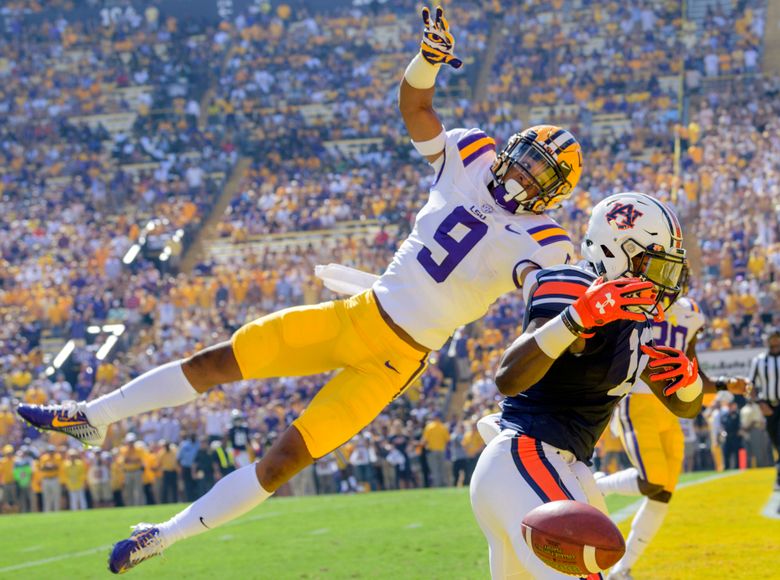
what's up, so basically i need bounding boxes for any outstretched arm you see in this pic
[689,337,751,395]
[399,6,462,164]
[496,277,656,396]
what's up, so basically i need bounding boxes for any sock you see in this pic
[85,361,198,426]
[612,498,669,573]
[595,467,641,497]
[158,463,272,547]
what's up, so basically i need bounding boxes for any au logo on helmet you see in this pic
[605,203,643,230]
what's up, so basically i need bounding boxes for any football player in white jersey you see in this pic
[18,6,582,574]
[596,267,750,580]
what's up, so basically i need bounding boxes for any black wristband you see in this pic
[561,308,591,337]
[715,377,728,391]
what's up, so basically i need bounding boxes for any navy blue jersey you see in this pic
[500,265,653,462]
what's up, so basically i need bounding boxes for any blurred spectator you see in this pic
[88,452,112,508]
[158,441,180,504]
[39,446,62,512]
[721,401,743,470]
[422,413,449,488]
[62,449,88,511]
[122,433,145,506]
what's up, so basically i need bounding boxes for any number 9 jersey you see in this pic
[373,128,574,351]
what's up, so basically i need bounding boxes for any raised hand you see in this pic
[420,6,463,69]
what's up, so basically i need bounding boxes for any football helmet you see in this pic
[489,125,582,214]
[581,192,686,314]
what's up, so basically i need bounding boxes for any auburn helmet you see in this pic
[489,125,582,214]
[581,192,687,315]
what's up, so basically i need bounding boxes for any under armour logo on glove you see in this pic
[567,277,655,329]
[420,6,463,69]
[595,293,615,315]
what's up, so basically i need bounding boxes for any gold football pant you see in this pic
[231,290,428,458]
[617,393,685,493]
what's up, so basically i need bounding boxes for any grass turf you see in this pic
[0,470,768,579]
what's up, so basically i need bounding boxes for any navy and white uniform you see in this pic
[470,265,654,580]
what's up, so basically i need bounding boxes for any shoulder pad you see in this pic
[454,128,496,168]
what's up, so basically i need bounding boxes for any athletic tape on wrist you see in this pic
[411,128,446,157]
[561,307,590,336]
[676,375,703,402]
[533,315,579,359]
[404,53,440,89]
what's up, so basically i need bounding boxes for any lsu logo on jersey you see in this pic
[605,203,643,230]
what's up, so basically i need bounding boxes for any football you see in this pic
[521,500,625,577]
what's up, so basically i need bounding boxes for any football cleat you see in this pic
[16,401,107,448]
[109,523,165,574]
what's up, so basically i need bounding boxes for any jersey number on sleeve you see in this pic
[417,206,488,283]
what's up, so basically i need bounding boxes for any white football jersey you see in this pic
[632,296,706,394]
[373,128,574,350]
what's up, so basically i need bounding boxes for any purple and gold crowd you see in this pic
[1,0,778,511]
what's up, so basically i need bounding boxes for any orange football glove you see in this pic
[566,277,656,329]
[640,345,699,396]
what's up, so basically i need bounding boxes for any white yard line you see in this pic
[609,471,741,525]
[0,510,283,574]
[0,544,113,573]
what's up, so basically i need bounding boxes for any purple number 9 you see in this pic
[417,206,488,283]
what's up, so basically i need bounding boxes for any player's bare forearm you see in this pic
[495,317,583,396]
[495,335,558,397]
[398,79,443,162]
[642,368,703,418]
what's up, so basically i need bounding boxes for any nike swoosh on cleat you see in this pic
[51,417,87,428]
[199,517,210,529]
[384,360,400,374]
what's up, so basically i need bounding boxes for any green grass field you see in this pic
[0,470,776,579]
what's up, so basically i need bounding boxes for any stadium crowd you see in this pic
[1,0,779,512]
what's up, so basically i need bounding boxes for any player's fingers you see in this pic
[422,6,431,27]
[650,368,684,382]
[647,360,676,371]
[620,296,656,307]
[617,280,655,294]
[650,345,682,357]
[653,301,666,323]
[435,6,444,27]
[663,381,684,396]
[440,13,451,34]
[443,29,455,46]
[617,309,647,322]
[447,56,463,69]
[640,345,667,359]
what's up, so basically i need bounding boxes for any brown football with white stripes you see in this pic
[521,500,625,577]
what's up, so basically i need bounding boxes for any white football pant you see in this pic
[470,430,607,580]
